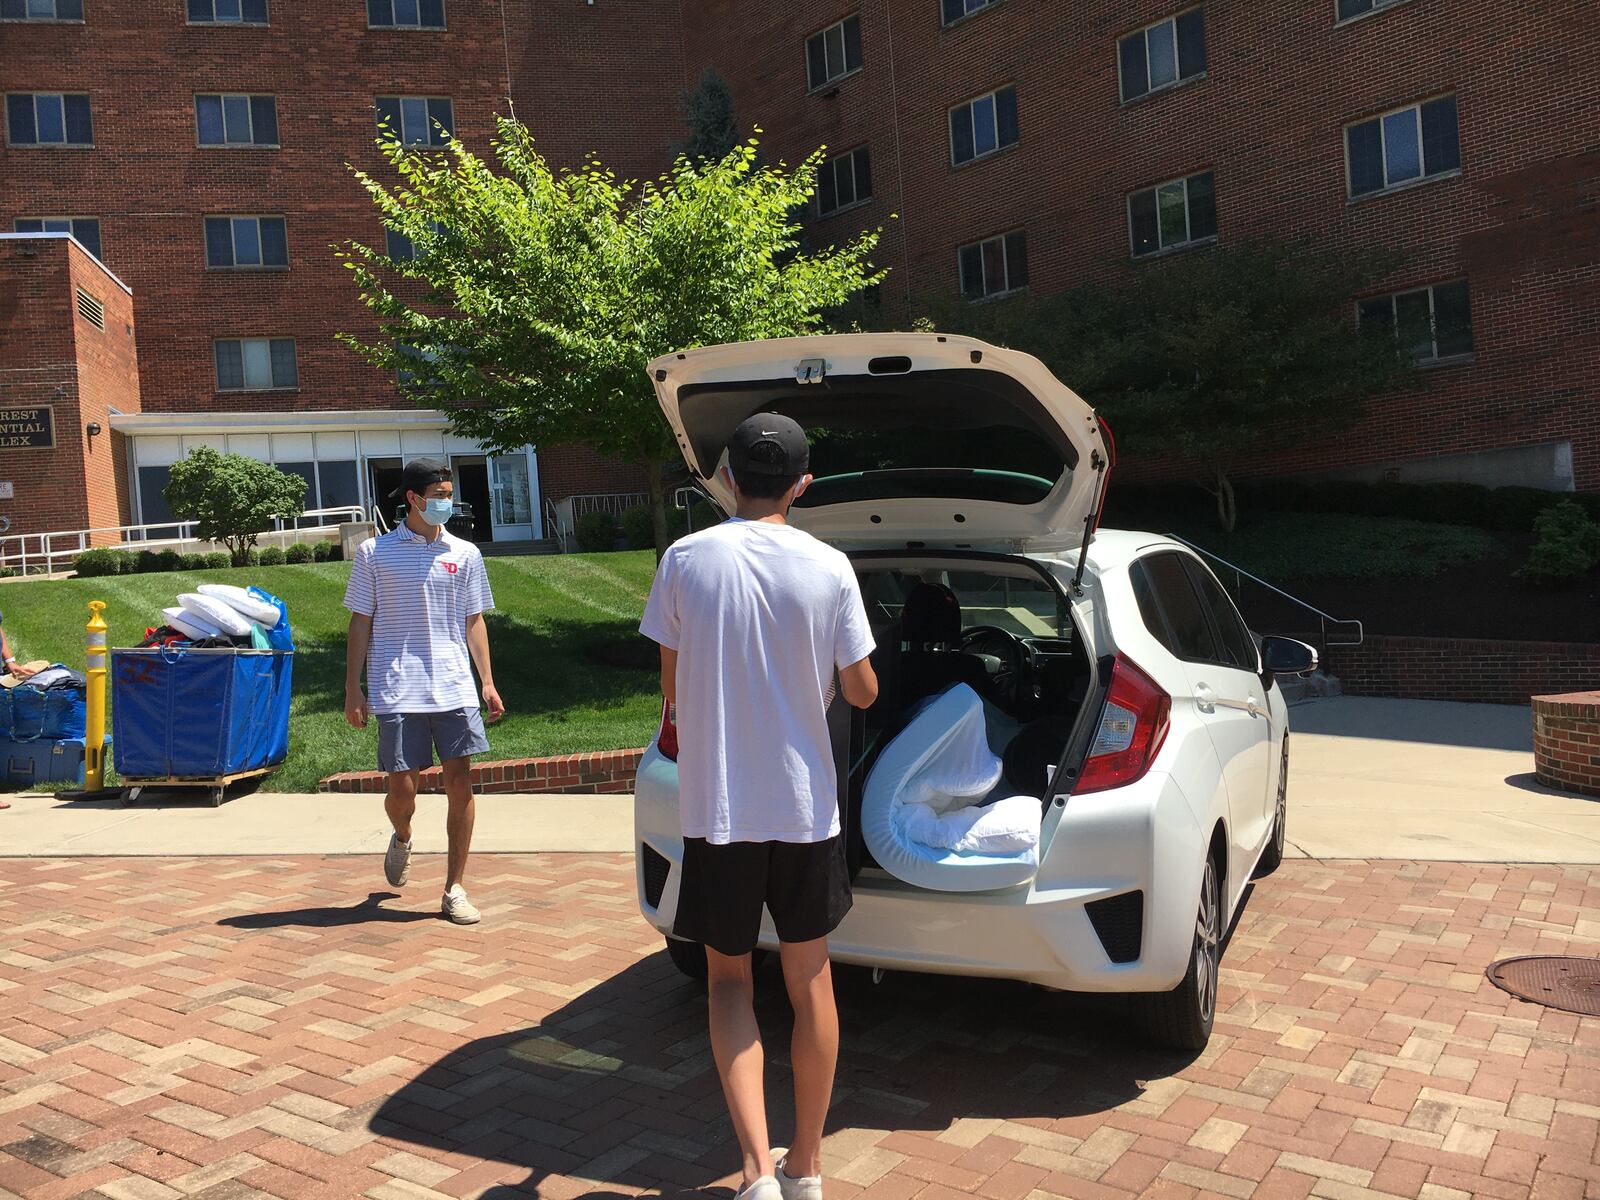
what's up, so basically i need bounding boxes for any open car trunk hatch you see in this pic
[648,333,1110,552]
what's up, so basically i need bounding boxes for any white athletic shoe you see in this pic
[776,1153,823,1200]
[735,1176,783,1200]
[442,885,481,925]
[383,833,412,887]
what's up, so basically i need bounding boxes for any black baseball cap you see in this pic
[727,413,809,476]
[392,456,451,502]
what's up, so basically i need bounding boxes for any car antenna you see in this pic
[1070,419,1117,596]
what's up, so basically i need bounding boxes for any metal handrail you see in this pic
[1169,534,1364,648]
[542,498,566,552]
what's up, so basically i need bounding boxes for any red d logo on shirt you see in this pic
[440,561,458,574]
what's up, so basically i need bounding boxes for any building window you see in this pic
[137,466,175,528]
[806,15,862,92]
[1128,170,1216,257]
[1358,280,1473,364]
[958,231,1027,300]
[205,216,288,269]
[949,85,1017,166]
[817,147,872,216]
[1119,8,1206,103]
[941,0,996,25]
[195,94,277,147]
[1337,0,1409,22]
[375,96,454,146]
[384,220,446,261]
[5,92,92,145]
[186,0,268,24]
[0,0,84,20]
[1346,95,1458,198]
[215,338,298,391]
[397,341,444,386]
[368,0,444,28]
[14,216,101,259]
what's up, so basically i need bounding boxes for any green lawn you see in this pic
[1,552,663,792]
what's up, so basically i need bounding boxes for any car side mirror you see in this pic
[1261,636,1318,677]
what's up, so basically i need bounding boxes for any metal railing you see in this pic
[1170,535,1364,665]
[543,491,650,553]
[0,507,366,575]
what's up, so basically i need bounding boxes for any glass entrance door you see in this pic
[488,452,534,541]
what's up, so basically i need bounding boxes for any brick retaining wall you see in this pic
[1532,692,1600,798]
[1327,635,1600,705]
[320,748,645,795]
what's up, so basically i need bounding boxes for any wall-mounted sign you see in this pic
[0,483,12,500]
[0,406,54,450]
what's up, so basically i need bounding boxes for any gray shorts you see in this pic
[377,707,490,773]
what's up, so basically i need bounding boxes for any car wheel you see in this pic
[1255,737,1289,878]
[1144,853,1221,1051]
[664,935,708,981]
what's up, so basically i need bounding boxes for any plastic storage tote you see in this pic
[111,648,293,780]
[0,736,110,786]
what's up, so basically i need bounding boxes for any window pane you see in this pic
[1420,95,1459,174]
[250,95,277,144]
[0,2,22,20]
[215,0,240,20]
[943,0,963,23]
[242,339,272,388]
[854,147,871,199]
[375,96,401,138]
[367,0,390,24]
[36,94,65,143]
[807,34,826,90]
[419,0,443,26]
[394,0,418,24]
[196,95,223,143]
[1356,297,1392,334]
[385,227,414,259]
[1432,281,1473,357]
[1382,107,1421,184]
[1157,180,1187,247]
[1346,119,1383,195]
[138,466,175,528]
[818,159,839,213]
[843,16,862,72]
[959,243,983,298]
[259,217,287,266]
[270,339,297,387]
[950,104,973,164]
[7,94,36,143]
[1147,21,1177,88]
[63,93,91,143]
[42,217,70,232]
[400,97,427,143]
[231,217,261,266]
[982,237,1006,295]
[241,0,265,19]
[1337,0,1372,18]
[27,0,52,16]
[277,462,315,518]
[995,86,1018,148]
[1175,7,1205,78]
[205,216,232,266]
[1004,231,1028,289]
[13,219,42,232]
[1130,561,1178,655]
[1119,32,1148,102]
[1394,289,1433,361]
[186,0,210,21]
[318,460,359,512]
[426,98,452,142]
[1186,170,1216,241]
[1185,560,1256,672]
[57,0,85,17]
[1143,553,1218,662]
[215,341,243,390]
[222,94,250,142]
[825,23,845,79]
[1129,189,1159,256]
[971,93,996,156]
[72,218,100,259]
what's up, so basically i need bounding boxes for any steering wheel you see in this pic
[960,624,1028,701]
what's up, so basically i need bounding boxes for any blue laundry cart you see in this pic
[110,647,293,806]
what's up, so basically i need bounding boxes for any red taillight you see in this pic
[1074,654,1169,794]
[656,698,679,761]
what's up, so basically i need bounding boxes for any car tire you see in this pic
[664,935,708,981]
[1143,852,1221,1052]
[1254,737,1289,878]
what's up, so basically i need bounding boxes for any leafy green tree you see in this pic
[164,447,307,566]
[680,68,738,164]
[921,240,1412,530]
[339,118,883,553]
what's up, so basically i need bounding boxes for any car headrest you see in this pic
[902,582,962,646]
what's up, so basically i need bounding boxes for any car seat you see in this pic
[897,583,990,708]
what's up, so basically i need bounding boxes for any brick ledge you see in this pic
[319,747,645,794]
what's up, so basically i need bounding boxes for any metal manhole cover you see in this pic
[1486,956,1600,1016]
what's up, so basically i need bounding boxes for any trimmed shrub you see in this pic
[74,548,125,578]
[576,511,620,553]
[259,546,285,566]
[204,552,232,569]
[156,548,183,573]
[1517,501,1600,586]
[313,540,333,562]
[244,547,261,567]
[180,553,209,571]
[285,542,315,564]
[135,549,160,573]
[620,505,654,551]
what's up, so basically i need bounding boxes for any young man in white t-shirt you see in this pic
[641,414,878,1200]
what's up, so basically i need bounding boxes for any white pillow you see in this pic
[164,606,220,641]
[196,583,280,628]
[900,793,1041,855]
[178,592,252,637]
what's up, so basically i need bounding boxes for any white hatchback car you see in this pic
[633,333,1317,1049]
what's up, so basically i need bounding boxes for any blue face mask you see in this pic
[420,498,454,526]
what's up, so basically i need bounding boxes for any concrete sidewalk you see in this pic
[2,696,1595,861]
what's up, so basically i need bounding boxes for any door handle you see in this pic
[1194,683,1217,714]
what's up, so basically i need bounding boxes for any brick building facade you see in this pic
[0,0,1594,547]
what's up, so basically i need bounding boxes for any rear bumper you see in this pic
[634,743,1206,993]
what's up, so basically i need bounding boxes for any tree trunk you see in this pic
[1213,466,1238,533]
[645,462,670,563]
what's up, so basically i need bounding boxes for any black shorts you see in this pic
[674,835,853,957]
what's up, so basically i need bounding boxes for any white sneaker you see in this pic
[442,885,481,925]
[735,1177,782,1200]
[776,1153,822,1200]
[384,833,412,886]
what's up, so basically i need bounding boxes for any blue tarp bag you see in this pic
[2,685,85,741]
[112,648,293,778]
[248,586,295,652]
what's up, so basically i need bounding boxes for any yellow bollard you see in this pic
[84,600,108,791]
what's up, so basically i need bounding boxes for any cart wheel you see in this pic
[122,786,142,808]
[211,787,224,808]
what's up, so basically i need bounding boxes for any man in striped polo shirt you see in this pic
[343,458,504,924]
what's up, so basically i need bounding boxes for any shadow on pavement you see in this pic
[1288,695,1532,751]
[217,891,436,928]
[370,935,1219,1197]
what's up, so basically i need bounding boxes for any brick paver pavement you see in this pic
[0,855,1596,1200]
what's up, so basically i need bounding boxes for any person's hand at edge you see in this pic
[345,687,369,729]
[483,684,505,724]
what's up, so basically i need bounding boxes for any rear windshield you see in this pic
[859,564,1070,639]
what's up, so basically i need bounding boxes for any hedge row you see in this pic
[1105,479,1600,533]
[74,541,340,578]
